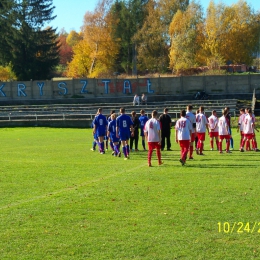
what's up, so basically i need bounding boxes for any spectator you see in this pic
[133,94,140,106]
[141,93,147,105]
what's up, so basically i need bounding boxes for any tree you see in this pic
[66,30,83,47]
[203,0,260,68]
[169,1,204,73]
[0,0,59,80]
[133,0,169,73]
[66,40,92,78]
[78,0,120,77]
[110,0,149,74]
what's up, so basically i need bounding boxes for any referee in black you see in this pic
[159,108,172,151]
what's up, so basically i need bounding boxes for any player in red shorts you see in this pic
[208,110,219,150]
[176,110,192,165]
[237,108,246,147]
[218,109,231,153]
[186,105,196,159]
[240,108,256,152]
[144,110,163,167]
[196,106,209,155]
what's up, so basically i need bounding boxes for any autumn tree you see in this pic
[133,0,169,73]
[203,0,260,68]
[169,1,204,73]
[66,30,83,47]
[66,40,92,78]
[68,0,118,77]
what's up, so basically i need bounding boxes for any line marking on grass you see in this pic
[0,162,149,211]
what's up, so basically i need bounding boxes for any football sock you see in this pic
[123,146,127,157]
[226,140,230,151]
[110,141,114,151]
[142,140,145,149]
[113,144,118,155]
[189,146,193,157]
[219,141,222,152]
[210,140,213,149]
[100,142,104,152]
[230,137,234,148]
[126,145,130,155]
[93,141,96,149]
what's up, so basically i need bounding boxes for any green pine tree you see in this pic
[0,0,59,80]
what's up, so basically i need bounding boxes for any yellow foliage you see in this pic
[0,66,16,81]
[66,0,119,78]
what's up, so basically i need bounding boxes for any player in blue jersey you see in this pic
[139,109,149,150]
[107,110,116,151]
[116,107,134,160]
[107,113,121,157]
[93,108,108,154]
[90,118,98,151]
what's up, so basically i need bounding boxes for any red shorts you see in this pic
[209,132,218,138]
[219,134,230,140]
[244,134,253,140]
[179,140,190,149]
[197,133,205,141]
[190,133,195,142]
[148,142,161,150]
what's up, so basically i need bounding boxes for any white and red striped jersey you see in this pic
[218,115,229,135]
[208,115,219,133]
[144,118,161,142]
[175,117,192,140]
[196,113,208,133]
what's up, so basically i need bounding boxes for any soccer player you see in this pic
[218,109,231,153]
[208,110,219,150]
[186,104,196,159]
[248,108,259,151]
[139,109,149,150]
[196,106,209,155]
[175,110,192,166]
[93,108,108,154]
[90,118,98,151]
[240,108,256,152]
[237,108,246,147]
[159,108,172,151]
[144,110,163,167]
[225,106,234,150]
[107,110,116,151]
[107,113,121,157]
[116,107,134,160]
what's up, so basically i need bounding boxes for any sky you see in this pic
[49,0,260,33]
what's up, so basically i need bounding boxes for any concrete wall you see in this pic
[0,74,259,102]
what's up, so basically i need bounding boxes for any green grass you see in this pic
[1,127,260,259]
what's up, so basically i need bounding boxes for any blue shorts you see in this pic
[140,129,145,137]
[97,129,106,137]
[119,131,130,141]
[110,135,120,143]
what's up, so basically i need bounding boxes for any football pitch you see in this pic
[1,127,260,259]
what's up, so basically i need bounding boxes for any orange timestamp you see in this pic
[218,222,260,234]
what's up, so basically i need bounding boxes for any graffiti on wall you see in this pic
[0,79,154,98]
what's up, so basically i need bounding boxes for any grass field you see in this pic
[1,127,260,260]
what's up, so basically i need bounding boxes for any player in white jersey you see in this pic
[186,105,196,159]
[237,108,246,147]
[218,109,231,153]
[176,110,192,165]
[208,110,219,150]
[144,110,163,167]
[247,108,259,151]
[196,106,209,155]
[240,108,256,152]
